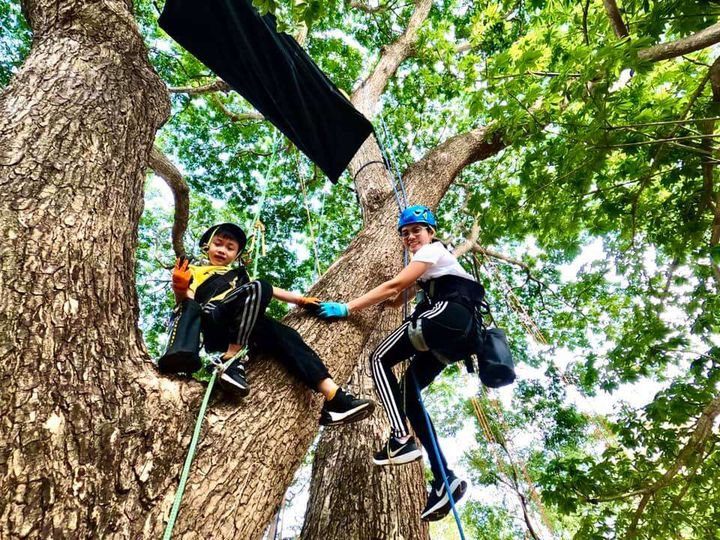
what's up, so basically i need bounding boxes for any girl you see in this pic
[316,205,484,521]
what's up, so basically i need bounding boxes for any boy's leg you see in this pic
[249,317,375,425]
[158,298,202,374]
[203,280,273,395]
[250,316,331,387]
[203,279,273,351]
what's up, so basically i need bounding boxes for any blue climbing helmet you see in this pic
[397,205,437,231]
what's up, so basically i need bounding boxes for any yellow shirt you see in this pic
[188,264,233,292]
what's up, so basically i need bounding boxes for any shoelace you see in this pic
[208,349,247,377]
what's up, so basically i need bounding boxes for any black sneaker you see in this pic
[372,436,422,466]
[320,388,375,426]
[214,353,249,397]
[420,474,467,522]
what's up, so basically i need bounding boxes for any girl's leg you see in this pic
[402,354,449,480]
[370,301,458,437]
[369,320,417,438]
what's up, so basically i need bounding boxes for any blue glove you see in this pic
[317,302,349,319]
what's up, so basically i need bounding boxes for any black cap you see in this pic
[199,223,247,253]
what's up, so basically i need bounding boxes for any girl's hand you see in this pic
[317,302,349,319]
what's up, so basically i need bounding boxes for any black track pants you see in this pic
[201,279,331,389]
[201,279,273,352]
[370,301,472,481]
[249,316,331,389]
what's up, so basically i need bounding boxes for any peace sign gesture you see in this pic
[171,256,192,293]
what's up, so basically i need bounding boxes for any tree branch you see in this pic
[348,0,389,14]
[168,79,230,95]
[638,22,720,62]
[149,146,189,257]
[592,394,720,511]
[209,94,265,123]
[403,125,506,205]
[351,0,432,116]
[454,224,531,275]
[347,0,432,219]
[603,0,629,39]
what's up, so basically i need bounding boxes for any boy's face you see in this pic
[207,233,240,266]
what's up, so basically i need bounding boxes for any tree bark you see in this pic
[300,310,430,540]
[0,0,174,537]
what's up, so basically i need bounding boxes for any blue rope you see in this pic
[375,118,466,538]
[410,372,466,540]
[377,115,408,207]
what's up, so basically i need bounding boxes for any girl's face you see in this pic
[400,224,434,254]
[207,233,240,266]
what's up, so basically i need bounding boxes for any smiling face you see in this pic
[207,232,240,266]
[400,224,434,254]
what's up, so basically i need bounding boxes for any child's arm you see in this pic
[273,286,319,308]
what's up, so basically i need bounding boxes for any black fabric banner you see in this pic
[159,0,374,183]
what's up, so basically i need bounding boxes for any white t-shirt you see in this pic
[412,242,474,282]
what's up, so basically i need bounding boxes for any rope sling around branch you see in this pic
[162,353,244,539]
[375,116,466,539]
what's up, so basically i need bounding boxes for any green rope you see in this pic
[162,354,242,539]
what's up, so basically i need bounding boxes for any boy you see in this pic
[157,222,374,426]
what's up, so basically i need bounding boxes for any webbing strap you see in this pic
[162,353,243,539]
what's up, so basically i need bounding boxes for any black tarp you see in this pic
[159,0,374,183]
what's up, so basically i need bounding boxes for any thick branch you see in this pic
[638,22,720,62]
[603,0,629,39]
[347,0,431,219]
[454,224,530,271]
[351,0,432,116]
[149,146,189,256]
[403,125,506,205]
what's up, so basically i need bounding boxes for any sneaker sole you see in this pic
[219,373,249,397]
[158,351,201,374]
[320,401,375,427]
[372,448,423,466]
[421,479,467,522]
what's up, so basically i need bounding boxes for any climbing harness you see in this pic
[162,352,245,540]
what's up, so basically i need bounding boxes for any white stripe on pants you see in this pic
[370,302,449,438]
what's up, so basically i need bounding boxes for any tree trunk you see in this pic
[302,124,505,537]
[300,310,430,540]
[0,0,174,537]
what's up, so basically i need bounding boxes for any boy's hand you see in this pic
[296,296,320,310]
[172,257,192,293]
[317,302,349,319]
